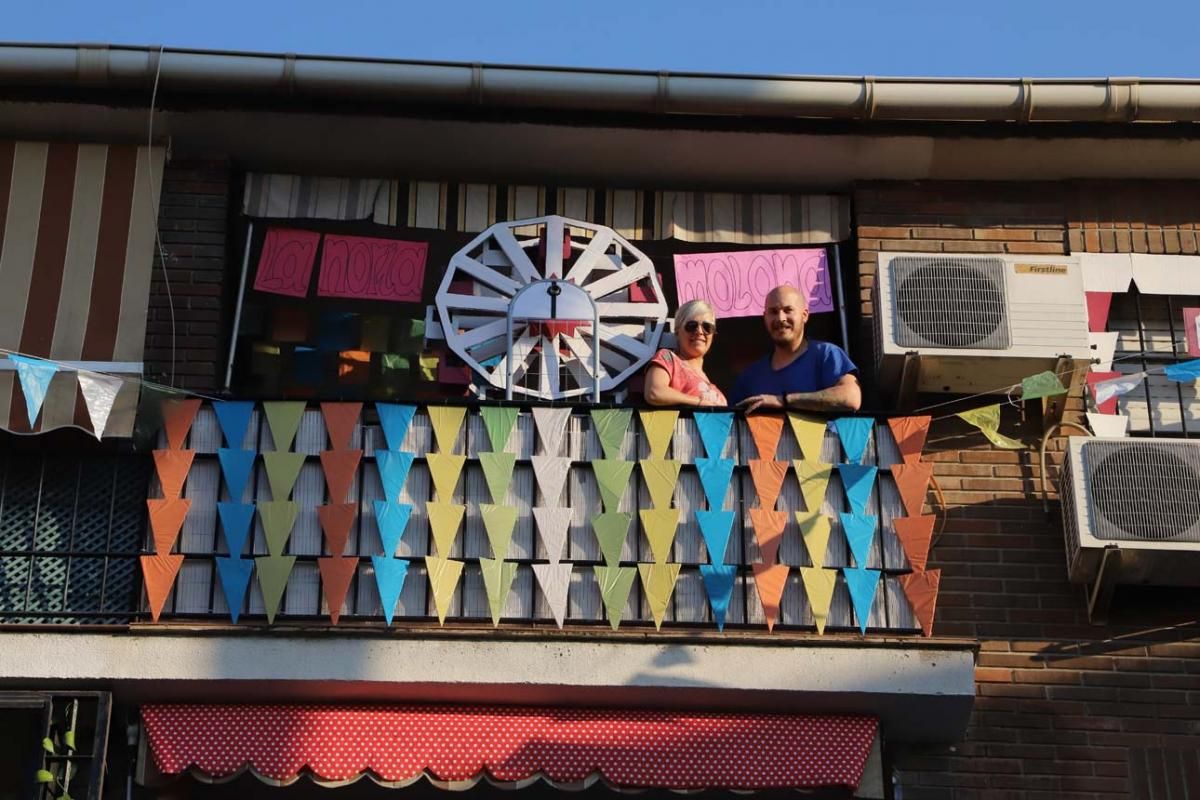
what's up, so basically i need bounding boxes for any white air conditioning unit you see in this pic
[874,253,1092,394]
[1061,437,1200,588]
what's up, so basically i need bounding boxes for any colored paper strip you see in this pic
[480,557,518,626]
[638,409,679,460]
[480,406,520,453]
[479,451,517,504]
[258,500,298,557]
[371,556,409,625]
[153,449,195,499]
[318,556,359,625]
[147,497,191,555]
[213,400,255,449]
[214,556,253,623]
[794,460,833,514]
[427,452,466,501]
[751,563,789,633]
[800,566,838,635]
[531,455,570,507]
[839,512,877,568]
[592,512,632,567]
[533,507,573,563]
[141,553,185,622]
[531,407,572,456]
[1165,358,1200,382]
[320,401,362,450]
[833,417,873,465]
[262,451,305,501]
[262,401,306,452]
[427,502,465,557]
[481,503,519,559]
[592,459,634,513]
[638,562,681,630]
[899,568,941,636]
[373,501,412,558]
[255,555,297,624]
[796,510,833,568]
[590,408,632,459]
[162,397,202,451]
[699,564,737,631]
[427,406,467,453]
[376,449,415,503]
[639,459,681,510]
[746,414,784,460]
[594,565,638,631]
[425,556,464,624]
[376,403,417,450]
[1086,291,1113,332]
[887,416,931,466]
[320,449,362,504]
[217,502,255,557]
[843,567,881,634]
[749,508,787,565]
[838,464,878,516]
[639,508,680,564]
[8,355,56,425]
[748,459,789,510]
[316,502,357,556]
[77,371,124,440]
[532,562,572,628]
[693,411,734,459]
[694,457,735,510]
[217,448,256,502]
[894,514,936,572]
[892,462,934,518]
[787,413,828,462]
[696,509,735,565]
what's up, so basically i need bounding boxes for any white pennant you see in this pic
[77,372,126,440]
[532,407,572,457]
[531,455,571,507]
[532,562,573,628]
[1088,332,1119,372]
[1087,412,1130,438]
[1092,372,1145,407]
[533,506,573,563]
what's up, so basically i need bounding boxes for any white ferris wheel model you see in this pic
[434,215,669,401]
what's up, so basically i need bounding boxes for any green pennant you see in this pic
[255,555,296,624]
[262,451,306,501]
[480,503,518,559]
[594,565,638,630]
[479,557,518,626]
[480,407,520,453]
[263,401,307,452]
[479,451,516,504]
[591,512,631,567]
[592,459,634,513]
[1021,370,1068,401]
[590,408,632,459]
[258,501,298,556]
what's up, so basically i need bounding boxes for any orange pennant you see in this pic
[147,497,191,554]
[320,402,363,450]
[141,553,185,622]
[752,563,790,632]
[320,450,362,503]
[153,449,194,499]
[317,502,357,555]
[893,515,936,572]
[887,416,931,465]
[748,459,789,510]
[746,414,785,460]
[162,398,202,450]
[891,462,933,518]
[318,556,359,625]
[899,568,941,636]
[749,508,788,565]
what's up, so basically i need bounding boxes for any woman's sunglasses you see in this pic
[683,320,716,335]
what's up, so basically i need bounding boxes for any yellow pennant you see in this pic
[793,460,833,514]
[639,459,681,509]
[788,413,828,462]
[425,555,464,624]
[639,507,680,564]
[800,566,838,635]
[427,452,465,501]
[638,562,682,630]
[426,502,465,556]
[427,406,466,453]
[638,409,679,461]
[795,510,833,568]
[956,404,1024,450]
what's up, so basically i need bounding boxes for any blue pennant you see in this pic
[215,556,254,623]
[217,502,256,556]
[373,500,413,557]
[696,509,736,565]
[213,401,255,449]
[838,464,878,516]
[833,417,874,464]
[371,556,410,625]
[1165,359,1200,382]
[843,567,881,634]
[217,448,256,501]
[839,512,877,568]
[376,403,417,451]
[376,450,416,502]
[695,457,736,510]
[699,564,738,631]
[693,411,734,459]
[8,354,57,425]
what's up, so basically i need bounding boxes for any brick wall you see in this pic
[856,182,1200,799]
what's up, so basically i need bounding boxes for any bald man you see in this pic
[730,285,862,414]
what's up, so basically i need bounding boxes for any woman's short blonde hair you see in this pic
[674,299,716,333]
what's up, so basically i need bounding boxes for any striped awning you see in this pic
[0,141,164,436]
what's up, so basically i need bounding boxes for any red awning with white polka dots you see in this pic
[142,704,878,791]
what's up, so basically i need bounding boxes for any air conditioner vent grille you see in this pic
[1084,441,1200,542]
[891,256,1010,349]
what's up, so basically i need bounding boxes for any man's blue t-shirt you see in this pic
[728,341,858,405]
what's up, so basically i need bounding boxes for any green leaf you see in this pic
[35,769,55,783]
[42,737,56,755]
[64,730,75,751]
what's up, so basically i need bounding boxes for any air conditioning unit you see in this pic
[874,253,1092,394]
[1061,437,1200,588]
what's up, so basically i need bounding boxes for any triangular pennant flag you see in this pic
[317,502,357,555]
[373,500,412,557]
[480,406,520,453]
[748,508,787,565]
[533,507,573,563]
[699,564,737,631]
[258,500,298,556]
[1090,330,1119,371]
[481,503,519,559]
[427,406,466,453]
[214,556,254,623]
[696,509,735,565]
[212,400,255,449]
[640,459,681,510]
[893,515,936,572]
[592,459,634,512]
[132,384,182,451]
[592,512,631,567]
[426,502,465,556]
[532,562,572,628]
[479,451,517,503]
[217,502,255,557]
[320,402,362,450]
[427,452,466,501]
[843,567,881,634]
[1165,358,1200,382]
[955,404,1025,449]
[147,497,191,554]
[153,449,194,499]
[255,555,297,624]
[262,451,306,501]
[899,568,941,636]
[262,401,306,452]
[318,556,359,624]
[371,556,409,625]
[795,510,833,568]
[1021,371,1067,401]
[77,371,124,439]
[746,414,784,460]
[751,563,789,632]
[693,411,734,458]
[794,460,833,514]
[424,555,464,624]
[375,449,415,502]
[838,464,878,516]
[532,407,572,456]
[1087,412,1129,437]
[141,553,185,622]
[639,508,680,564]
[594,565,637,630]
[376,403,417,450]
[748,459,789,510]
[839,512,876,568]
[217,448,256,501]
[800,566,838,635]
[638,562,681,630]
[1086,290,1113,332]
[638,409,679,460]
[891,463,934,518]
[531,456,571,506]
[695,457,735,510]
[787,413,828,462]
[1088,371,1145,413]
[162,397,202,450]
[833,417,873,464]
[479,557,518,626]
[590,408,632,459]
[887,416,931,465]
[8,355,57,425]
[320,449,362,503]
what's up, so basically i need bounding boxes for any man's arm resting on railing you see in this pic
[736,374,862,414]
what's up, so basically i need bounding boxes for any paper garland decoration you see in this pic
[699,564,737,630]
[479,451,516,504]
[639,562,681,630]
[532,562,572,628]
[531,456,570,506]
[886,416,930,466]
[837,464,877,516]
[787,413,827,462]
[751,563,789,632]
[839,512,876,568]
[893,515,935,572]
[141,396,199,622]
[799,567,837,635]
[480,557,518,625]
[320,402,362,450]
[218,502,255,557]
[638,409,678,460]
[843,567,880,634]
[213,401,255,449]
[318,556,358,625]
[259,501,298,556]
[1021,371,1067,401]
[696,509,735,565]
[592,460,634,513]
[427,502,466,556]
[428,406,466,454]
[745,414,784,460]
[376,450,415,503]
[695,457,735,510]
[262,401,305,452]
[899,568,941,637]
[215,557,254,623]
[955,405,1023,450]
[147,497,190,554]
[263,451,305,501]
[748,508,787,565]
[373,501,412,557]
[141,553,185,622]
[78,371,124,440]
[153,449,195,499]
[8,354,56,424]
[255,555,297,624]
[693,411,733,458]
[794,460,832,514]
[1085,291,1113,332]
[533,507,572,563]
[481,503,518,559]
[640,459,681,509]
[1087,412,1129,437]
[796,511,832,568]
[1087,371,1140,412]
[317,502,357,556]
[639,508,680,564]
[1165,358,1200,382]
[594,565,637,630]
[320,449,362,503]
[217,448,255,501]
[592,512,631,566]
[376,403,417,450]
[748,459,789,510]
[371,556,409,625]
[480,406,520,453]
[891,463,933,518]
[532,407,571,456]
[590,408,631,459]
[427,453,466,501]
[832,417,873,464]
[426,556,464,623]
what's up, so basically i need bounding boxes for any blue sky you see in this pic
[5,0,1199,78]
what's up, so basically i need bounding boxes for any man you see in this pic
[730,285,861,413]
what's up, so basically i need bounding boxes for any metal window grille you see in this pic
[891,256,1011,350]
[1083,440,1200,542]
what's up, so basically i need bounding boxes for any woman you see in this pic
[644,299,728,407]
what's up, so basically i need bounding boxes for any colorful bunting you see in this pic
[1164,358,1200,382]
[320,450,362,503]
[255,555,297,624]
[886,416,931,465]
[638,409,679,460]
[800,567,838,635]
[217,502,255,557]
[640,459,681,509]
[427,502,465,556]
[794,460,833,514]
[838,464,878,516]
[77,371,124,439]
[376,450,415,502]
[141,553,185,622]
[843,567,880,634]
[748,459,789,510]
[695,457,735,510]
[371,556,409,625]
[533,507,572,563]
[480,406,520,453]
[213,400,255,449]
[699,564,737,631]
[745,414,784,460]
[372,500,412,557]
[1087,412,1129,437]
[839,512,876,568]
[891,462,934,518]
[590,408,632,459]
[262,451,306,501]
[796,511,832,568]
[316,502,357,556]
[427,452,466,501]
[147,497,190,554]
[893,515,936,572]
[696,509,735,565]
[481,503,518,559]
[214,556,253,623]
[262,401,306,452]
[162,397,203,450]
[787,413,828,462]
[531,456,570,506]
[639,508,680,564]
[376,403,417,450]
[427,406,467,454]
[833,417,873,464]
[592,512,631,567]
[955,404,1024,449]
[1021,371,1067,401]
[425,556,464,624]
[751,563,789,632]
[532,562,572,628]
[318,556,358,624]
[531,407,571,456]
[8,354,57,425]
[639,562,681,630]
[258,501,298,557]
[748,508,787,565]
[153,449,195,499]
[132,384,182,450]
[480,557,518,626]
[217,448,255,501]
[1087,371,1142,412]
[594,565,637,630]
[320,402,362,450]
[693,411,734,458]
[899,568,941,636]
[592,459,634,513]
[479,451,516,504]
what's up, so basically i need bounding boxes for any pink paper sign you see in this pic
[1184,308,1200,357]
[318,234,428,303]
[253,228,321,298]
[673,248,833,318]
